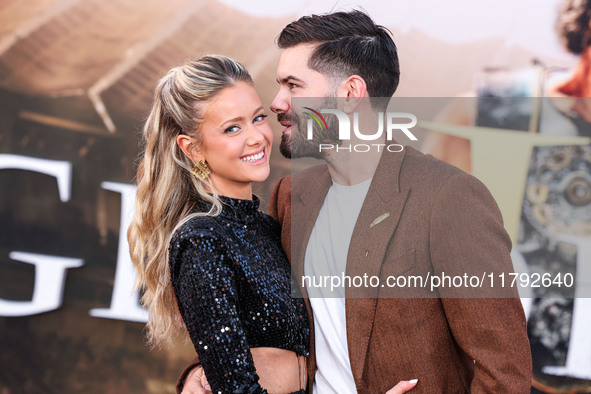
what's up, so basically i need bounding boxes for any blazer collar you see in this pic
[292,147,407,206]
[290,164,332,293]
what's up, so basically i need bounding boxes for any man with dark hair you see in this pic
[277,10,400,98]
[179,9,532,393]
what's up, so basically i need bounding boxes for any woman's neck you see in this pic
[206,179,252,200]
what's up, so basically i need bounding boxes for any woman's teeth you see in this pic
[241,151,264,162]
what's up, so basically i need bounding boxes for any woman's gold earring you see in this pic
[191,160,210,180]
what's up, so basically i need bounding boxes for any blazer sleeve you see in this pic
[429,171,532,392]
[269,175,289,223]
[170,231,266,394]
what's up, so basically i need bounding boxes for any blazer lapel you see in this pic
[345,149,410,385]
[290,164,332,298]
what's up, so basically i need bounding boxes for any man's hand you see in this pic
[385,379,418,393]
[181,365,211,394]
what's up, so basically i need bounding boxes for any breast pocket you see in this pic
[379,248,417,277]
[378,248,433,298]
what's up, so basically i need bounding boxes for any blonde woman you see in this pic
[128,55,309,393]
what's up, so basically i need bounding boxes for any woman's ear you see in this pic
[176,134,202,163]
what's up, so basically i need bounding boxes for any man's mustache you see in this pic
[277,113,290,123]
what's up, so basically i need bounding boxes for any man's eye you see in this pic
[225,125,240,133]
[288,83,299,89]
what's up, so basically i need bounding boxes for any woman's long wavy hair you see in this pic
[128,55,253,347]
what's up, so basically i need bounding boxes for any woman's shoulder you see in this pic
[169,214,228,253]
[168,215,233,277]
[173,213,222,236]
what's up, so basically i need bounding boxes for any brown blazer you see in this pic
[177,146,532,393]
[269,146,532,393]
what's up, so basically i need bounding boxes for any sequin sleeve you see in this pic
[169,229,266,394]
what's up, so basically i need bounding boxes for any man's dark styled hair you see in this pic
[277,10,400,98]
[556,0,591,54]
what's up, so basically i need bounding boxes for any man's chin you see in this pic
[279,135,292,159]
[279,145,292,159]
[280,133,326,160]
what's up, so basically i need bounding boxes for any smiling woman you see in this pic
[176,81,273,200]
[127,55,310,394]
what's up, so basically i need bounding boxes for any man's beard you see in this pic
[279,132,292,159]
[278,112,292,159]
[278,96,340,159]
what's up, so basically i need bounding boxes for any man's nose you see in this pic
[271,89,289,113]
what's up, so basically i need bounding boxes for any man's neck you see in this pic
[324,138,384,186]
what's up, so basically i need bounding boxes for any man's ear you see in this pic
[176,134,202,163]
[340,75,368,113]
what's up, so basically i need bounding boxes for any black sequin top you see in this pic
[169,195,310,394]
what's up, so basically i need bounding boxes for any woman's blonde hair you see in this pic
[128,55,253,346]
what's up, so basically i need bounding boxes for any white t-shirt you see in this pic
[304,178,372,394]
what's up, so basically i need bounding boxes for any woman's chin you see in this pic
[251,167,271,183]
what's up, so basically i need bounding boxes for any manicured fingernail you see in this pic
[409,379,418,384]
[205,384,211,390]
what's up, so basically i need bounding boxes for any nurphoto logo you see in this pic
[304,108,418,153]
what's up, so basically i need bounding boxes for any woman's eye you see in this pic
[254,114,268,123]
[225,125,240,134]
